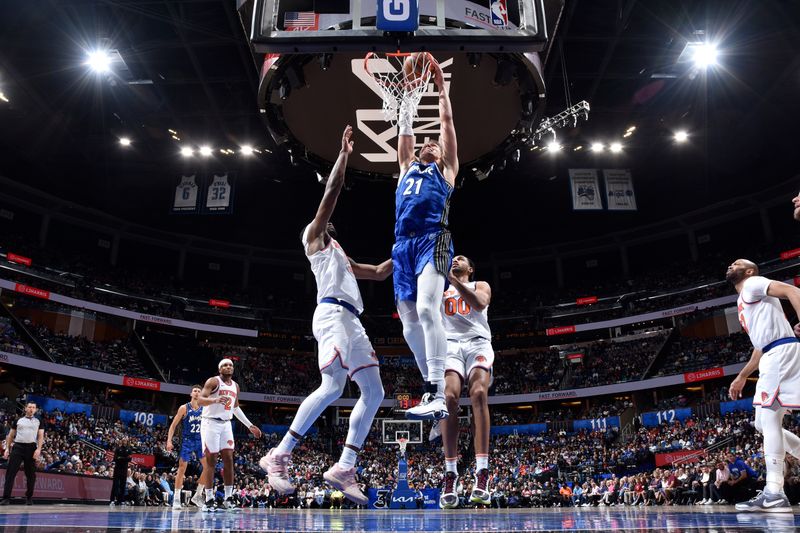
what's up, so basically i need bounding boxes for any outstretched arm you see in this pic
[431,60,458,185]
[349,258,393,281]
[305,125,354,255]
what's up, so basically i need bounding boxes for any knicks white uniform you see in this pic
[200,376,238,454]
[443,282,494,383]
[737,276,800,408]
[303,226,379,378]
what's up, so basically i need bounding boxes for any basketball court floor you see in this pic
[0,505,796,532]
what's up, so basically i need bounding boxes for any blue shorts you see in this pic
[179,438,204,463]
[392,230,453,302]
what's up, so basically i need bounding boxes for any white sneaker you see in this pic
[172,500,181,510]
[190,491,204,508]
[405,394,447,421]
[735,491,792,513]
[260,448,295,495]
[429,420,442,442]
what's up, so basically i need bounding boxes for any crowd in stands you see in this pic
[3,376,793,509]
[654,333,752,377]
[568,332,668,388]
[28,322,154,379]
[0,317,33,356]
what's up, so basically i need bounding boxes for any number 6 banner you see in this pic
[204,173,235,214]
[172,175,199,214]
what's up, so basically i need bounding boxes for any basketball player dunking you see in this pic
[394,58,459,420]
[438,255,494,508]
[727,259,800,512]
[197,358,261,512]
[261,126,390,505]
[165,385,205,509]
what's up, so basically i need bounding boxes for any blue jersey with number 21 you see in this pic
[395,161,452,239]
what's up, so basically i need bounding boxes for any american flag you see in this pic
[284,11,319,31]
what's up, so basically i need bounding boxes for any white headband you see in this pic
[218,358,233,369]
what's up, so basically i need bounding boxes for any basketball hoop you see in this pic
[364,52,435,124]
[398,437,408,457]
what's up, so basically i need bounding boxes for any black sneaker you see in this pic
[25,498,32,506]
[201,498,217,512]
[0,499,9,506]
[734,490,792,513]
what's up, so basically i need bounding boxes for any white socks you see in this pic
[339,447,358,470]
[476,454,489,471]
[205,488,214,501]
[224,485,233,500]
[276,433,299,455]
[445,458,457,474]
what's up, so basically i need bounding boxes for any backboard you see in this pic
[382,419,423,444]
[250,0,553,54]
[236,0,565,180]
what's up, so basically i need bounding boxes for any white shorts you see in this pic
[753,342,800,409]
[313,303,379,379]
[445,337,494,385]
[200,417,234,455]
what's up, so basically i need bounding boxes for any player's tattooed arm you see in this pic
[306,125,354,255]
[349,258,393,281]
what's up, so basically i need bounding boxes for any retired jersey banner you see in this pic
[204,173,234,214]
[172,175,199,214]
[568,169,602,210]
[604,169,637,211]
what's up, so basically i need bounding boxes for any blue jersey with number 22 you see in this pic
[395,161,452,239]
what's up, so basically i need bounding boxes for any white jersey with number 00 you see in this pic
[201,376,238,421]
[737,275,794,351]
[443,282,491,341]
[302,225,364,315]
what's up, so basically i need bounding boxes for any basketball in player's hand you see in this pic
[403,52,431,87]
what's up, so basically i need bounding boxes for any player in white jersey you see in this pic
[437,255,494,508]
[727,259,800,513]
[197,358,261,512]
[261,126,390,505]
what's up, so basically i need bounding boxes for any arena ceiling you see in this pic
[0,0,798,259]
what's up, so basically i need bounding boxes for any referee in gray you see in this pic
[1,402,44,505]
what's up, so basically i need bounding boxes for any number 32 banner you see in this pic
[205,173,235,214]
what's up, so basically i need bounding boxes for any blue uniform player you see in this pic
[394,56,459,420]
[166,385,205,509]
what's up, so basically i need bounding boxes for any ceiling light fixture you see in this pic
[180,146,194,157]
[119,137,131,147]
[241,145,254,156]
[86,50,112,73]
[609,142,623,153]
[590,142,604,153]
[199,146,212,157]
[674,130,689,143]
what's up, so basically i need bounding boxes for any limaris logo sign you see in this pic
[14,283,50,300]
[352,57,453,163]
[684,368,724,383]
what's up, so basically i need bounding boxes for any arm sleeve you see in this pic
[742,276,771,303]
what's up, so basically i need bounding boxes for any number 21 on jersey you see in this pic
[402,177,422,196]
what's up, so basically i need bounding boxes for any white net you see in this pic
[398,437,408,457]
[363,52,435,124]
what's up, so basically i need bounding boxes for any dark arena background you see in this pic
[0,0,799,532]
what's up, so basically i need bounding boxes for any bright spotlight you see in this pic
[86,50,112,73]
[180,146,194,157]
[199,146,212,157]
[609,142,623,153]
[693,43,718,69]
[0,92,9,103]
[119,137,131,147]
[240,145,254,156]
[591,142,605,153]
[547,140,561,152]
[674,130,689,143]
